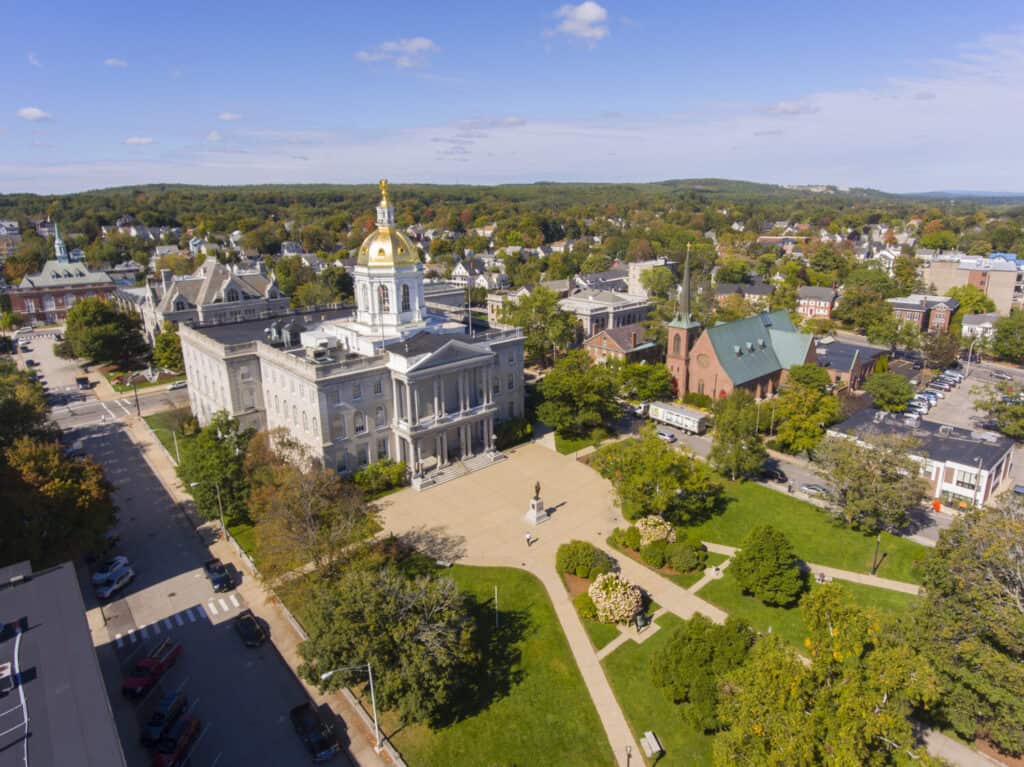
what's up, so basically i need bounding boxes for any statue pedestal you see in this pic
[524,497,549,525]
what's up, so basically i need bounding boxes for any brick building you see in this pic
[796,285,837,320]
[583,323,660,365]
[886,294,959,333]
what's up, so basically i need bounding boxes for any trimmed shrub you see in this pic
[664,541,697,572]
[556,540,613,579]
[589,572,643,624]
[683,392,713,409]
[621,526,641,551]
[636,516,673,547]
[573,592,598,621]
[495,417,532,449]
[641,539,668,569]
[353,459,408,497]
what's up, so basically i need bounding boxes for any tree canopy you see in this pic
[863,371,915,412]
[176,411,252,525]
[57,297,148,364]
[536,350,619,437]
[730,525,805,606]
[709,389,767,480]
[498,286,575,366]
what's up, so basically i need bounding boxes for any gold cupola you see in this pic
[357,179,419,268]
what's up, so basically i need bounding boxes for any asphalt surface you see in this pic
[14,334,337,766]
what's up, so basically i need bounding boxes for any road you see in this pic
[12,334,354,766]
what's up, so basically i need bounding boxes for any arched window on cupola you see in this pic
[401,284,411,312]
[672,333,681,355]
[378,284,390,313]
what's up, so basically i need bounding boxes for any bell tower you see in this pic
[666,245,701,398]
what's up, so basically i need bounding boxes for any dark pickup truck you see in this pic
[290,703,341,763]
[203,558,233,592]
[122,639,182,699]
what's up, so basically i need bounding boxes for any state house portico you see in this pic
[388,333,509,482]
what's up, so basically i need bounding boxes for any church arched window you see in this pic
[401,284,411,312]
[378,285,390,312]
[672,334,681,355]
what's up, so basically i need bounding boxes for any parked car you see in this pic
[141,691,188,746]
[122,640,183,699]
[168,380,188,391]
[992,370,1013,381]
[152,715,200,767]
[92,556,131,585]
[203,559,232,592]
[924,387,945,398]
[943,370,964,382]
[23,359,35,367]
[290,703,341,763]
[912,361,924,370]
[799,483,828,497]
[761,466,788,484]
[75,376,91,390]
[927,381,951,392]
[920,391,938,402]
[233,610,267,648]
[17,339,30,350]
[655,430,677,444]
[95,566,134,600]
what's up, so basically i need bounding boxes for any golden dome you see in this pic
[357,179,420,268]
[358,227,419,268]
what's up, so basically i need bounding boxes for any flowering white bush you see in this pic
[588,572,642,624]
[636,516,673,547]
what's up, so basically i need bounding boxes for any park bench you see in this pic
[640,730,663,758]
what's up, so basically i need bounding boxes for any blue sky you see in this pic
[3,1,1023,193]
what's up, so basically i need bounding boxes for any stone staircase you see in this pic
[413,451,507,491]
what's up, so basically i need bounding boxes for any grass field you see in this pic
[555,429,609,454]
[697,570,920,650]
[688,480,927,583]
[602,613,714,767]
[143,408,194,463]
[391,566,615,767]
[227,523,258,561]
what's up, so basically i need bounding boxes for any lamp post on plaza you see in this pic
[320,664,381,752]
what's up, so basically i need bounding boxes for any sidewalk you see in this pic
[123,415,393,767]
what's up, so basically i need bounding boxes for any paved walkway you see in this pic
[702,542,921,595]
[126,416,392,767]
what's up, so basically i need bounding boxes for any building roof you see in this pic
[797,285,837,301]
[814,340,882,373]
[584,322,652,353]
[560,289,649,309]
[830,409,1013,471]
[887,294,959,312]
[189,307,352,346]
[0,562,126,767]
[962,312,999,327]
[157,257,280,313]
[716,282,774,297]
[18,260,115,289]
[705,310,811,386]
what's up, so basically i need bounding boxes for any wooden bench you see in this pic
[640,730,663,758]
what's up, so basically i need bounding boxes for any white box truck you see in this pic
[647,402,708,435]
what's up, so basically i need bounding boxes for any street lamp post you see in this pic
[321,664,381,752]
[190,480,226,535]
[965,336,980,378]
[132,379,141,416]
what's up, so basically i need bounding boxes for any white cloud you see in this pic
[104,57,128,68]
[217,112,242,121]
[17,107,51,121]
[207,130,222,142]
[123,137,155,145]
[767,100,820,115]
[355,37,439,68]
[27,52,41,67]
[553,1,609,43]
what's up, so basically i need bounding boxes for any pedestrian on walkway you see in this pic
[525,532,534,547]
[787,481,793,494]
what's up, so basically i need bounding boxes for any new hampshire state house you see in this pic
[179,181,526,488]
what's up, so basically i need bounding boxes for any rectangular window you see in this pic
[239,365,252,381]
[334,388,342,405]
[331,413,346,440]
[507,352,514,365]
[953,468,978,490]
[353,383,362,400]
[507,374,514,390]
[508,402,515,418]
[492,377,500,394]
[373,379,383,395]
[377,439,388,459]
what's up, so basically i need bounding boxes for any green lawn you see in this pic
[584,619,622,650]
[608,538,730,590]
[697,570,920,650]
[391,566,615,767]
[688,480,927,583]
[227,523,258,561]
[143,408,194,463]
[602,613,714,767]
[106,369,185,393]
[555,430,608,454]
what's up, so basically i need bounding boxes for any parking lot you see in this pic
[917,361,1024,430]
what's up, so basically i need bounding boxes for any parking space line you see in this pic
[218,598,229,612]
[151,621,161,635]
[207,601,219,615]
[162,618,173,630]
[229,594,240,608]
[174,614,184,627]
[139,625,149,639]
[186,609,196,623]
[115,633,123,648]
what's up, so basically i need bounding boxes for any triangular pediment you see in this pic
[408,340,493,372]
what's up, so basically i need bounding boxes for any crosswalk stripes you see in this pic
[111,597,243,650]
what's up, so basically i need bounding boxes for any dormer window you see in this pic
[226,288,240,302]
[175,300,186,311]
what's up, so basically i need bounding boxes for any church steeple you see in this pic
[54,222,68,263]
[666,243,702,399]
[675,243,691,322]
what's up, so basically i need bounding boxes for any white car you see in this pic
[91,556,131,585]
[168,380,188,390]
[992,371,1013,381]
[95,567,134,600]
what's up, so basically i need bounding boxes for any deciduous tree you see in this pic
[992,311,1024,364]
[730,525,805,606]
[920,331,960,369]
[176,411,251,525]
[151,321,183,371]
[498,286,575,366]
[863,371,915,412]
[709,389,766,480]
[537,350,619,437]
[58,297,148,364]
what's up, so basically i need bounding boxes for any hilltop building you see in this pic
[179,181,525,488]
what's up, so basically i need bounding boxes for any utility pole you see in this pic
[133,380,141,416]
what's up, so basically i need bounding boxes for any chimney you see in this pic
[160,269,173,293]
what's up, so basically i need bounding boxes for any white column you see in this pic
[413,386,420,425]
[441,432,448,465]
[484,367,492,404]
[440,375,447,416]
[392,378,401,423]
[404,381,413,426]
[433,378,440,422]
[457,373,465,413]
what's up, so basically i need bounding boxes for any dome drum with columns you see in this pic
[354,179,427,330]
